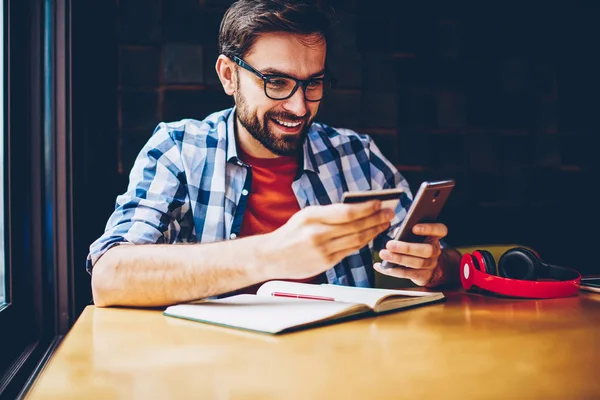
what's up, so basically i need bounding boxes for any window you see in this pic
[1,0,114,394]
[0,0,75,396]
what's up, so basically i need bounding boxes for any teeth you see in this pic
[275,119,301,128]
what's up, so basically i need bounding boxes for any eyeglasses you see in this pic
[231,55,333,102]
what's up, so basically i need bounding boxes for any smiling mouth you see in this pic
[272,118,303,128]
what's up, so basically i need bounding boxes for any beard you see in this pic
[234,87,314,157]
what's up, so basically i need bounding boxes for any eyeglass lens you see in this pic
[265,77,325,101]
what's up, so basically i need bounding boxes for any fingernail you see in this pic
[385,209,395,219]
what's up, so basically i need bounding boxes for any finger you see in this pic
[385,240,440,259]
[303,201,384,225]
[325,222,390,260]
[374,263,433,286]
[327,208,394,240]
[412,223,448,239]
[379,250,437,270]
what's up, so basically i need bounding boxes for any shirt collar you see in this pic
[225,105,319,174]
[225,107,241,164]
[301,126,319,174]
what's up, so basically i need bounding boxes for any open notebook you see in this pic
[163,281,445,334]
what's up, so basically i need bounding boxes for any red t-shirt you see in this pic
[234,147,326,294]
[238,149,300,237]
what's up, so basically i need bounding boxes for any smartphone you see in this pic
[380,179,455,269]
[580,278,600,293]
[341,187,404,212]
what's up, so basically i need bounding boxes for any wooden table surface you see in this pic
[26,290,600,399]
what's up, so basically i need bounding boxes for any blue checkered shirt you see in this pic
[87,107,414,287]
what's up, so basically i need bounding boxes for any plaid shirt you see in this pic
[87,107,414,287]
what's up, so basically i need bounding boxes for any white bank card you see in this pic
[341,188,403,212]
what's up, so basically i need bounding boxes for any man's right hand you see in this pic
[261,200,394,280]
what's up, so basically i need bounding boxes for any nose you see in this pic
[281,85,308,117]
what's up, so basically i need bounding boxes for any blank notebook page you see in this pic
[164,295,364,334]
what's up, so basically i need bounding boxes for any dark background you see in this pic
[74,0,599,313]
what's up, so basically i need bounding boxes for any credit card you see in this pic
[341,188,403,211]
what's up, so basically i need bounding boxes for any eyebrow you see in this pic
[260,67,326,79]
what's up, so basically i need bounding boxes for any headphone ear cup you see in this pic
[472,250,497,275]
[471,250,487,273]
[498,247,539,280]
[479,250,498,275]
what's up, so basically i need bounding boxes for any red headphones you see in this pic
[460,247,581,298]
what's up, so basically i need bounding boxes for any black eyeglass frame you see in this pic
[231,55,334,102]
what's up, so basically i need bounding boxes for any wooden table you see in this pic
[26,290,600,399]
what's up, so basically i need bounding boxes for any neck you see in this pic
[235,117,279,159]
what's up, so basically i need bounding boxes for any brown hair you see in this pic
[218,0,336,58]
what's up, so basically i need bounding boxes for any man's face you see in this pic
[234,32,326,157]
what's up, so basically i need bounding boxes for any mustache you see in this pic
[266,111,309,122]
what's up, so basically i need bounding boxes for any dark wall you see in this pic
[71,0,119,314]
[116,0,234,186]
[83,0,598,282]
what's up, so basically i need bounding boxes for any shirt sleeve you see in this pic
[86,123,189,273]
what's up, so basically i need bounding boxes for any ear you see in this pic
[216,55,237,96]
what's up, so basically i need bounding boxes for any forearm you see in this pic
[91,235,274,308]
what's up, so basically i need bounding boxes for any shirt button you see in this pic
[241,189,249,196]
[230,233,237,239]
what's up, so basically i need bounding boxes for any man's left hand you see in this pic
[374,222,448,287]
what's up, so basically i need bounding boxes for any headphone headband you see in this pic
[537,263,580,281]
[461,252,581,299]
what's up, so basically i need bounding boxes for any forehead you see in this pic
[244,32,327,77]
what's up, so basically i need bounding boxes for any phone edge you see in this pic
[379,179,455,269]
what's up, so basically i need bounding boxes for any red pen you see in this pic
[271,292,335,301]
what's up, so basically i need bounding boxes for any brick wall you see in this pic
[115,0,598,273]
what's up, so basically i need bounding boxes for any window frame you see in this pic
[0,0,74,396]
